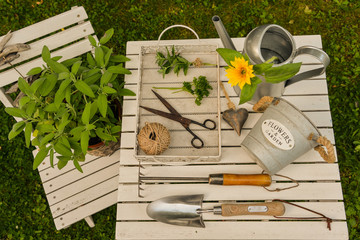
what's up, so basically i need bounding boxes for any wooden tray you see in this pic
[134,44,221,163]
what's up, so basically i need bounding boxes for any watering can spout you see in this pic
[212,15,237,51]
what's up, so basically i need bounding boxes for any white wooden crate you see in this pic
[134,44,222,162]
[116,36,348,240]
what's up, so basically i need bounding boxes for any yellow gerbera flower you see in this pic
[225,57,255,89]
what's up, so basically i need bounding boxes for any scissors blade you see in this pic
[151,89,181,116]
[140,106,191,127]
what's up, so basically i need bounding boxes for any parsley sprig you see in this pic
[153,75,213,106]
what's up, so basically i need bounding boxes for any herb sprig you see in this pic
[153,75,212,106]
[155,46,215,78]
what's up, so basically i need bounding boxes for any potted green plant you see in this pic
[5,29,135,172]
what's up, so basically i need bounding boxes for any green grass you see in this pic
[1,0,359,239]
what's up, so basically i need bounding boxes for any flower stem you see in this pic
[265,56,278,64]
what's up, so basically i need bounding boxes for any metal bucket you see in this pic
[241,98,321,175]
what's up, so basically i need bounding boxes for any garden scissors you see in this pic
[140,90,216,149]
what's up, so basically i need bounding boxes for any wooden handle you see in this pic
[209,174,272,186]
[221,202,285,216]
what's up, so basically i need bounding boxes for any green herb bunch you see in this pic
[156,45,191,78]
[5,29,135,172]
[153,75,212,106]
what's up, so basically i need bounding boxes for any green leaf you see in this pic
[71,61,82,75]
[27,67,42,76]
[95,46,104,67]
[39,74,57,96]
[81,131,90,154]
[95,128,114,141]
[54,142,72,156]
[33,147,50,170]
[111,125,121,134]
[50,149,54,168]
[99,28,114,45]
[19,96,30,109]
[47,59,69,74]
[102,86,117,94]
[239,77,262,105]
[117,88,136,96]
[88,35,97,47]
[97,94,108,117]
[36,123,55,133]
[253,62,273,75]
[29,77,45,93]
[5,107,26,118]
[57,158,70,170]
[104,48,113,67]
[110,55,130,63]
[70,126,86,136]
[58,72,70,80]
[24,122,32,148]
[86,53,96,66]
[61,57,82,68]
[8,121,26,140]
[39,132,55,147]
[82,103,91,124]
[43,103,58,112]
[216,48,246,66]
[25,101,36,117]
[18,77,33,97]
[264,62,302,83]
[75,80,95,98]
[42,46,51,63]
[107,64,131,74]
[73,159,83,173]
[84,73,101,84]
[100,71,113,86]
[54,78,72,108]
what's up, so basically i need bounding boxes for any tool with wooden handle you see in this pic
[147,194,285,228]
[140,173,272,186]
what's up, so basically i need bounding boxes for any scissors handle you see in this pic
[191,119,216,130]
[186,127,204,149]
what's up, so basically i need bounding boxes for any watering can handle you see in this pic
[285,46,330,87]
[157,25,200,44]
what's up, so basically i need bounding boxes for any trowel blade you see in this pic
[222,108,248,135]
[146,194,206,228]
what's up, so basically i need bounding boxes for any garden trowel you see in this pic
[147,194,285,228]
[219,81,248,135]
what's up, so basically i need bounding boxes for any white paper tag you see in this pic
[261,119,294,150]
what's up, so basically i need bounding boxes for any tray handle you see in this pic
[157,25,200,44]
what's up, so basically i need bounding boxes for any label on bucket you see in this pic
[261,119,294,150]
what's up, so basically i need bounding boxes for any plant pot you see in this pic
[87,99,122,157]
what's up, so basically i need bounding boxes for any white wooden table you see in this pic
[115,36,348,240]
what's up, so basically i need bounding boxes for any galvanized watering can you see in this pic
[212,16,330,104]
[241,97,335,175]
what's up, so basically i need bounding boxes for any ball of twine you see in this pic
[137,122,170,155]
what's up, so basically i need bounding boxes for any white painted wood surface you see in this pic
[0,6,119,231]
[116,36,348,239]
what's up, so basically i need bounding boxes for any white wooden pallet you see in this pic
[0,6,119,230]
[116,36,348,240]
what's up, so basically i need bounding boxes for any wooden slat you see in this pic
[116,221,348,240]
[118,182,343,202]
[119,163,340,183]
[0,21,94,71]
[54,190,117,230]
[50,176,118,218]
[117,201,346,220]
[0,39,93,87]
[0,6,88,45]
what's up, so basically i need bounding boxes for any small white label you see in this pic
[261,119,294,150]
[248,206,268,212]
